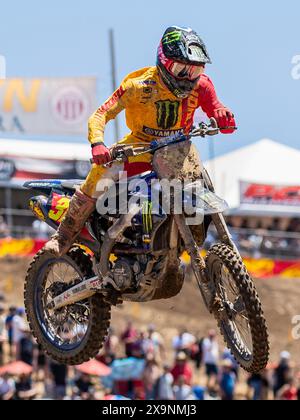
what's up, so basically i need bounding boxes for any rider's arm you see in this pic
[198,76,236,134]
[88,79,134,145]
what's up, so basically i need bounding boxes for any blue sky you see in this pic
[0,0,300,160]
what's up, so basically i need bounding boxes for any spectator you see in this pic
[171,352,193,386]
[5,307,16,359]
[0,373,15,400]
[14,373,37,400]
[154,364,174,401]
[277,377,298,401]
[202,330,219,389]
[147,325,166,361]
[74,373,94,399]
[247,371,270,401]
[191,334,204,371]
[172,329,196,357]
[131,330,149,359]
[142,355,161,400]
[19,330,35,366]
[0,306,6,366]
[49,361,68,400]
[121,321,137,358]
[219,360,236,401]
[99,328,120,365]
[35,344,47,381]
[12,308,27,360]
[273,351,293,397]
[0,216,9,238]
[192,385,206,401]
[222,348,239,379]
[173,375,195,401]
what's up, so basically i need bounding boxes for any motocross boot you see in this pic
[44,189,96,257]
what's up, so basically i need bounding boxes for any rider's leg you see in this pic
[44,164,109,257]
[44,135,153,257]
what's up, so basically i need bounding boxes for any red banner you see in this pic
[244,257,300,279]
[240,181,300,206]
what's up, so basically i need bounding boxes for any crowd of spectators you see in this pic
[217,217,300,259]
[0,304,299,401]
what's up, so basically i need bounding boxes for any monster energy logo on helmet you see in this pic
[162,30,182,45]
[155,100,180,130]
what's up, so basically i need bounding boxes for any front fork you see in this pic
[174,211,240,313]
[174,214,216,312]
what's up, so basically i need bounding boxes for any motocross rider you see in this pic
[45,26,236,257]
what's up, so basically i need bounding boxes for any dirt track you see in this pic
[1,257,299,364]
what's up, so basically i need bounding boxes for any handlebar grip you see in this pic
[219,126,238,130]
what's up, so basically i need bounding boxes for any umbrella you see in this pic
[0,361,33,376]
[76,359,112,377]
[104,395,131,401]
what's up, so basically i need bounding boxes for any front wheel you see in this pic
[205,244,269,373]
[24,247,111,366]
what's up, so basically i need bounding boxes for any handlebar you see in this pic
[90,118,237,165]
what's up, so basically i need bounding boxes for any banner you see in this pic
[181,251,300,279]
[0,238,46,258]
[244,257,300,279]
[240,181,300,206]
[0,240,300,279]
[0,78,97,136]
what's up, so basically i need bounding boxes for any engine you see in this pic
[111,257,143,292]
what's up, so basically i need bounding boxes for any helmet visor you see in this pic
[169,62,205,80]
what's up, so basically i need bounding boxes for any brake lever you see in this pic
[90,145,150,166]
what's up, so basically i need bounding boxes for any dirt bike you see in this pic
[24,118,269,372]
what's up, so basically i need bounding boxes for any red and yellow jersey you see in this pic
[88,66,225,145]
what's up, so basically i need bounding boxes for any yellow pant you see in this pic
[80,134,152,199]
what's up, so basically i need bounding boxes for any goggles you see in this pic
[169,62,205,80]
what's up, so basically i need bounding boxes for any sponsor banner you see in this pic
[1,240,300,279]
[181,251,300,279]
[244,257,300,279]
[0,78,96,136]
[240,181,300,206]
[0,238,46,258]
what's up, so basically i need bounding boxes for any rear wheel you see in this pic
[205,244,269,373]
[24,247,111,365]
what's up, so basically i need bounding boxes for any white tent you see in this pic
[204,139,300,215]
[0,138,91,185]
[0,139,90,160]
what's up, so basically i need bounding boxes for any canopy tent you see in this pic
[204,139,300,215]
[0,138,91,185]
[0,139,90,160]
